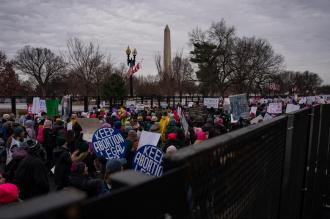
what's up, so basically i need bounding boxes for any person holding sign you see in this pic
[92,127,127,160]
[133,144,164,177]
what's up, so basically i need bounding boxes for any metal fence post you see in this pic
[84,96,88,112]
[11,97,16,115]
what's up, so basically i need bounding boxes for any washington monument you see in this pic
[163,24,172,77]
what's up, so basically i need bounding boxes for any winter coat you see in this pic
[69,175,102,197]
[53,146,72,190]
[36,125,44,143]
[13,153,49,200]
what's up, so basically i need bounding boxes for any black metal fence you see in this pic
[1,104,330,219]
[2,95,297,114]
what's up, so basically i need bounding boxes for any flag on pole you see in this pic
[127,59,143,78]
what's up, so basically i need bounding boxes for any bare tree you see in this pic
[190,19,236,96]
[14,46,66,96]
[67,38,104,96]
[232,37,284,95]
[154,51,163,79]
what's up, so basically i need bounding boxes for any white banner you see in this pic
[203,98,219,109]
[137,131,161,150]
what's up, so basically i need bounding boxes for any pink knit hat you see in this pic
[196,131,207,141]
[0,183,19,203]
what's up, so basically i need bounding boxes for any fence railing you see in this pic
[1,104,330,219]
[1,95,287,114]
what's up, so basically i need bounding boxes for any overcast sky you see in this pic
[0,0,329,83]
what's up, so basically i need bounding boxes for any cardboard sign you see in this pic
[203,98,219,109]
[92,127,127,159]
[137,131,161,150]
[267,103,282,114]
[250,106,257,115]
[133,144,163,177]
[77,118,102,142]
[285,104,300,113]
[229,94,249,120]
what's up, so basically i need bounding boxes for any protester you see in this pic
[69,161,102,197]
[13,139,49,200]
[0,94,326,202]
[101,158,125,193]
[24,120,35,140]
[0,183,19,205]
[53,137,72,190]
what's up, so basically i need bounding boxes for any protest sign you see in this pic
[267,103,282,114]
[203,98,219,109]
[133,144,164,177]
[250,115,263,124]
[136,103,145,111]
[77,118,102,142]
[263,113,273,121]
[285,104,300,113]
[138,131,161,150]
[181,99,186,106]
[223,98,231,112]
[250,106,257,115]
[46,99,59,117]
[306,96,316,105]
[160,102,168,108]
[299,97,307,105]
[31,97,40,114]
[126,100,136,112]
[316,96,325,104]
[181,113,189,135]
[92,127,127,159]
[125,100,136,107]
[230,114,238,123]
[39,99,47,113]
[229,94,249,120]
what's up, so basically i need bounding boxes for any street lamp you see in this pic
[126,46,137,97]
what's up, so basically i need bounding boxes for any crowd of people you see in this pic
[0,96,327,205]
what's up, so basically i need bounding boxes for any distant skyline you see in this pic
[0,0,329,83]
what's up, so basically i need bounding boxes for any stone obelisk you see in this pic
[163,25,172,78]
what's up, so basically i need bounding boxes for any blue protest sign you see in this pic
[92,127,127,159]
[229,94,250,120]
[133,144,164,177]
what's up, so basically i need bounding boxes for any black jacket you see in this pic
[13,154,49,200]
[69,174,102,197]
[53,146,72,190]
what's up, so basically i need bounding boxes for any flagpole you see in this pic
[126,46,137,97]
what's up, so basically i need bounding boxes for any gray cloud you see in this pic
[0,0,329,82]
